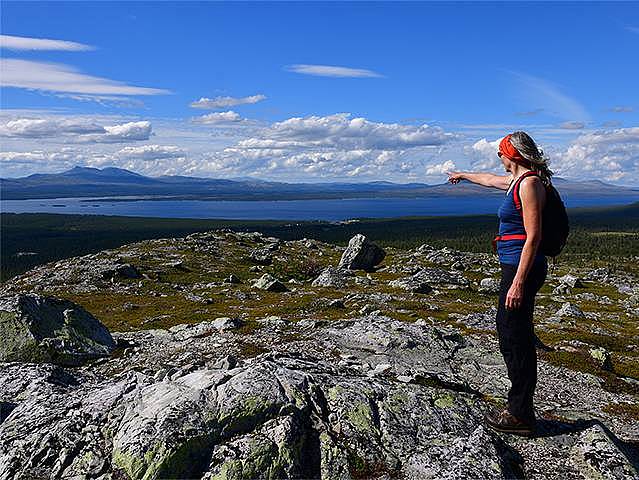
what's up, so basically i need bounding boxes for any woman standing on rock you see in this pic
[447,131,552,436]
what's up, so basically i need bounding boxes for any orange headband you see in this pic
[499,134,530,167]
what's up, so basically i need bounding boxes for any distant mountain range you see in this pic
[1,166,637,201]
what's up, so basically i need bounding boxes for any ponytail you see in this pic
[509,131,554,186]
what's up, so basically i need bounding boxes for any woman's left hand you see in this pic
[505,282,524,310]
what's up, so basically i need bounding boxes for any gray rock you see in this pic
[389,276,433,294]
[559,274,583,288]
[311,266,352,288]
[570,424,638,479]
[338,234,386,272]
[100,262,141,280]
[225,274,241,284]
[555,302,586,319]
[211,317,243,331]
[0,294,115,366]
[479,278,501,294]
[413,268,469,288]
[252,274,288,292]
[249,248,272,265]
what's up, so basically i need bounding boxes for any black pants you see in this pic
[496,261,547,424]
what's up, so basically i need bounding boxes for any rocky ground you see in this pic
[1,229,638,479]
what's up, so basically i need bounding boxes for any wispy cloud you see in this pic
[285,64,383,78]
[608,105,634,113]
[1,58,169,96]
[190,95,266,109]
[0,34,94,51]
[559,121,586,130]
[508,71,590,122]
[515,108,544,117]
[626,26,639,34]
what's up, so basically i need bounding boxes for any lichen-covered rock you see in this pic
[570,424,638,479]
[338,234,386,272]
[589,347,614,371]
[479,277,501,294]
[559,274,583,288]
[252,274,288,292]
[0,294,115,366]
[388,276,433,294]
[412,267,469,288]
[312,266,352,288]
[555,302,586,319]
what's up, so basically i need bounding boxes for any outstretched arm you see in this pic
[447,171,513,190]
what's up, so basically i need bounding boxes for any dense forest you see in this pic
[2,202,638,282]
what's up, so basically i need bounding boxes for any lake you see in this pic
[1,194,637,221]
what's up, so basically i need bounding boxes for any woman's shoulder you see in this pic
[518,174,546,202]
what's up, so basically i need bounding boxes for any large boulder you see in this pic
[0,294,115,366]
[338,234,386,272]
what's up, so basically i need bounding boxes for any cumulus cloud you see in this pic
[0,149,89,176]
[236,113,452,150]
[189,95,266,109]
[1,58,169,96]
[467,137,502,170]
[116,145,186,161]
[286,64,383,78]
[66,120,153,143]
[191,111,243,124]
[190,113,455,181]
[556,127,639,182]
[0,118,105,137]
[425,160,457,176]
[0,34,94,51]
[0,117,152,143]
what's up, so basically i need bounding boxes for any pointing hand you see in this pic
[447,172,463,184]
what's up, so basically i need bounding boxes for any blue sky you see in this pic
[1,2,638,184]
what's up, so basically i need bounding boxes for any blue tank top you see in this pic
[497,179,546,266]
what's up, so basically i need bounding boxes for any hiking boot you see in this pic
[484,407,535,437]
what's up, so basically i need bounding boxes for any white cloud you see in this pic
[189,94,266,109]
[116,145,186,161]
[0,58,169,96]
[556,127,639,182]
[79,121,153,143]
[0,118,105,137]
[425,160,457,176]
[467,137,502,170]
[191,111,243,124]
[236,113,452,150]
[0,117,152,143]
[0,34,94,51]
[286,64,383,78]
[190,113,455,181]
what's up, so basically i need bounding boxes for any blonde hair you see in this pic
[509,131,554,186]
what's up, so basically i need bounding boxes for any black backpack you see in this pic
[512,171,569,257]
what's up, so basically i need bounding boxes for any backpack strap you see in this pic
[512,171,539,212]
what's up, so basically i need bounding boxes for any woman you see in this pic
[448,131,553,436]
